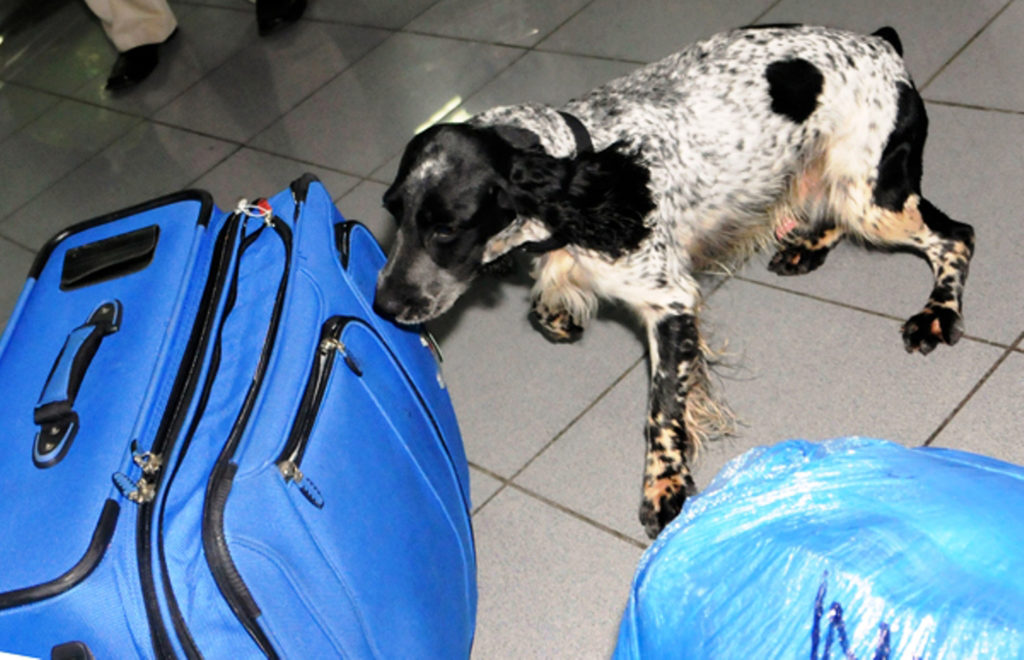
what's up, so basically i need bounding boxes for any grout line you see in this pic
[467,462,648,551]
[749,0,788,25]
[923,329,1024,446]
[508,483,649,550]
[364,0,601,182]
[183,142,244,189]
[920,0,1016,92]
[469,354,644,519]
[0,108,145,229]
[923,98,1024,117]
[0,231,36,255]
[508,355,645,482]
[732,275,1014,351]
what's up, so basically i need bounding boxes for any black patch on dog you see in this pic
[873,82,926,211]
[508,143,654,258]
[765,58,824,123]
[919,197,975,248]
[872,26,903,56]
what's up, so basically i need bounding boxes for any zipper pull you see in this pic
[235,197,275,228]
[321,337,361,376]
[277,460,325,509]
[112,471,156,504]
[130,439,163,475]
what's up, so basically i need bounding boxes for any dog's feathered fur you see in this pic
[375,25,975,538]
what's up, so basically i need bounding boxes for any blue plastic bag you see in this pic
[615,437,1024,659]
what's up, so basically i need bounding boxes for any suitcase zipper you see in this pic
[276,317,362,508]
[200,208,293,658]
[138,210,243,659]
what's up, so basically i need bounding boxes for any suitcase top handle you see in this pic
[33,301,122,468]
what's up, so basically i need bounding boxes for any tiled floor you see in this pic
[2,0,1022,657]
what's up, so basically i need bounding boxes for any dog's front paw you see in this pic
[639,474,697,539]
[530,302,585,342]
[902,306,964,354]
[767,243,830,276]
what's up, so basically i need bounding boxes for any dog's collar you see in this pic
[557,111,593,156]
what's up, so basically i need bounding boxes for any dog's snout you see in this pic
[374,276,429,323]
[373,288,407,320]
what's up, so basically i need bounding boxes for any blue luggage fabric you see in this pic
[0,175,476,659]
[614,437,1024,659]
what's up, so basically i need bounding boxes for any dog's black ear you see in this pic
[491,125,542,152]
[506,143,655,257]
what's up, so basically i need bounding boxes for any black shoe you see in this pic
[105,29,177,92]
[257,0,306,36]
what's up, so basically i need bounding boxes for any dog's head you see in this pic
[374,123,532,324]
[374,122,655,324]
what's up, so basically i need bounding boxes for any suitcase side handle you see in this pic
[33,300,122,468]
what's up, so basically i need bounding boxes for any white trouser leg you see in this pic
[83,0,177,52]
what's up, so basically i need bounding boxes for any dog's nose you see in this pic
[373,288,406,320]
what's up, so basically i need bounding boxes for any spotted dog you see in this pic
[374,25,975,538]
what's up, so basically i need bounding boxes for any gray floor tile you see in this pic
[0,0,89,76]
[471,487,641,659]
[515,361,650,543]
[155,21,388,143]
[5,9,109,95]
[1,121,235,249]
[758,0,1009,84]
[71,5,253,117]
[706,279,1003,452]
[370,50,638,185]
[431,274,643,477]
[740,104,1024,346]
[0,83,60,142]
[250,33,522,176]
[305,0,438,30]
[0,98,139,220]
[407,0,591,48]
[925,0,1024,111]
[335,179,394,247]
[192,148,359,210]
[469,466,504,512]
[537,0,777,62]
[0,237,35,337]
[931,351,1024,465]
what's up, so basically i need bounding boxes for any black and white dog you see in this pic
[374,25,974,538]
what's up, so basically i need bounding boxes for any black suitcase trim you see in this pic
[30,190,214,281]
[0,499,119,610]
[140,210,243,658]
[201,216,292,658]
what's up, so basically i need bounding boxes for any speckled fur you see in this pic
[376,25,975,538]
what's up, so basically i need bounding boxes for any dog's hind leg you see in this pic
[852,194,974,353]
[529,249,598,342]
[842,83,974,353]
[638,301,732,538]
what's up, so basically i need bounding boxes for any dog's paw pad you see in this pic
[638,475,697,539]
[901,306,964,354]
[767,244,830,276]
[530,306,584,342]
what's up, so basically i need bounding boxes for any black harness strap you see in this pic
[557,110,594,155]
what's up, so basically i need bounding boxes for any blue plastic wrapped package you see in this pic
[615,437,1024,659]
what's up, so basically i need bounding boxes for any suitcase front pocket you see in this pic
[249,316,475,657]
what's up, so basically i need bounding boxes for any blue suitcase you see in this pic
[0,175,476,658]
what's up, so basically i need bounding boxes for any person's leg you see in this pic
[83,0,177,90]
